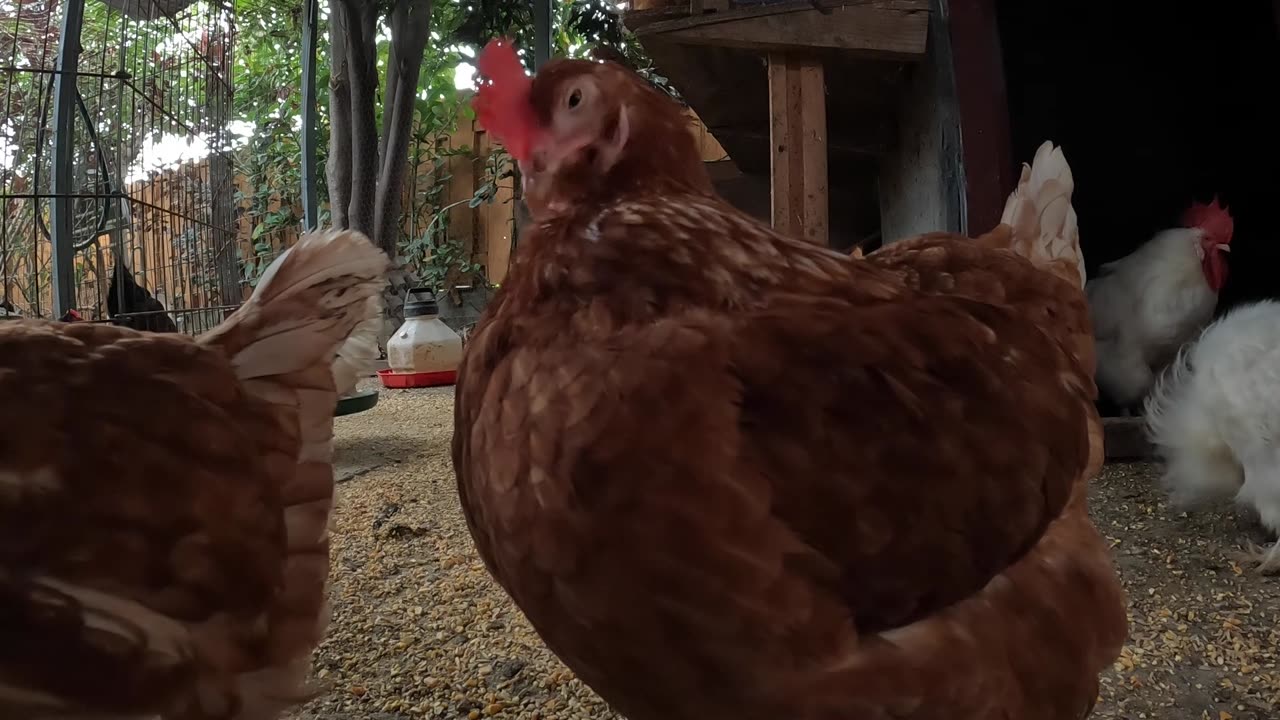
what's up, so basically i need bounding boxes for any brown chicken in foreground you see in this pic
[0,230,388,719]
[455,46,1126,720]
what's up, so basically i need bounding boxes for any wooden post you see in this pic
[767,53,827,246]
[947,0,1012,234]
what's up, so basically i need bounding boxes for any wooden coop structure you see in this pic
[622,0,1280,459]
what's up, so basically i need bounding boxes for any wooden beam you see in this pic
[636,0,928,59]
[946,0,1012,234]
[878,0,965,240]
[768,54,827,245]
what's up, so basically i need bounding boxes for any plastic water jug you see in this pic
[385,288,463,375]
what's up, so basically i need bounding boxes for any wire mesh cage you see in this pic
[0,0,237,334]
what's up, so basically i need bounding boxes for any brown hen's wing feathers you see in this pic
[0,230,387,720]
[455,205,1115,717]
[735,289,1096,631]
[869,234,1098,385]
[0,321,287,718]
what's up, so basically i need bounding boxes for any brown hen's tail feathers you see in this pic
[199,229,388,720]
[207,229,388,391]
[989,141,1085,289]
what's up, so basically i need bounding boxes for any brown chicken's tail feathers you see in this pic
[199,228,387,720]
[206,228,389,384]
[999,141,1085,288]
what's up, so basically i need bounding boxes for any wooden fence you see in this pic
[3,101,729,321]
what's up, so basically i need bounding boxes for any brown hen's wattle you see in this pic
[455,56,1125,720]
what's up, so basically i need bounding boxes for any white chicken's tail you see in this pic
[198,229,388,719]
[999,141,1085,288]
[1144,338,1244,510]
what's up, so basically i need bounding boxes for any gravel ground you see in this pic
[293,385,1280,720]
[1092,464,1280,720]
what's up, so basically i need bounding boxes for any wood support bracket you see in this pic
[768,53,827,246]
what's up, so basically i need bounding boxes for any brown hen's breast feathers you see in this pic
[455,195,1125,720]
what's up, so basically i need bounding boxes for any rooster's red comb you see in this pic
[473,38,540,164]
[1181,195,1235,243]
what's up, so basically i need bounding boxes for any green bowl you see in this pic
[335,389,380,417]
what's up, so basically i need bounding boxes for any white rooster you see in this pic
[1146,299,1280,573]
[1086,197,1234,412]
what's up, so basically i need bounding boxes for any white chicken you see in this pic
[1146,299,1280,573]
[1086,197,1234,412]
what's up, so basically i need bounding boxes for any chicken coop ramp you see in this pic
[622,0,927,247]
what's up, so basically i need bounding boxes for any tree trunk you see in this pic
[340,0,380,239]
[374,0,431,257]
[325,0,434,342]
[325,0,352,229]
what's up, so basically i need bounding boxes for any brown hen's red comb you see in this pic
[473,38,540,164]
[1181,195,1235,243]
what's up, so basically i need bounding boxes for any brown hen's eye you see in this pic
[567,89,582,109]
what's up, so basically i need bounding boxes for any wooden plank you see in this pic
[474,129,515,286]
[639,1,928,58]
[768,54,827,245]
[684,107,730,161]
[1104,416,1156,461]
[799,63,827,246]
[441,123,478,293]
[769,54,799,237]
[634,0,927,34]
[621,6,689,31]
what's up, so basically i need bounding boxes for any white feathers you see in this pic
[1145,300,1280,530]
[1000,140,1085,288]
[1087,227,1218,408]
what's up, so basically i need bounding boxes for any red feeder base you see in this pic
[377,368,457,388]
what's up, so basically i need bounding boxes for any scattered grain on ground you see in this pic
[293,385,1279,719]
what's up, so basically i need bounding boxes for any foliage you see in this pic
[396,0,675,294]
[0,0,670,316]
[231,0,315,285]
[131,0,664,299]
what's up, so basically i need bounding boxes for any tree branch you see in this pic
[378,0,409,166]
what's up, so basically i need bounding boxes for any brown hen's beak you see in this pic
[1215,244,1231,253]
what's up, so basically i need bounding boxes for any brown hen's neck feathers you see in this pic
[503,193,896,337]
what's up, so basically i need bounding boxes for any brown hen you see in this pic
[456,49,1126,720]
[0,230,388,720]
